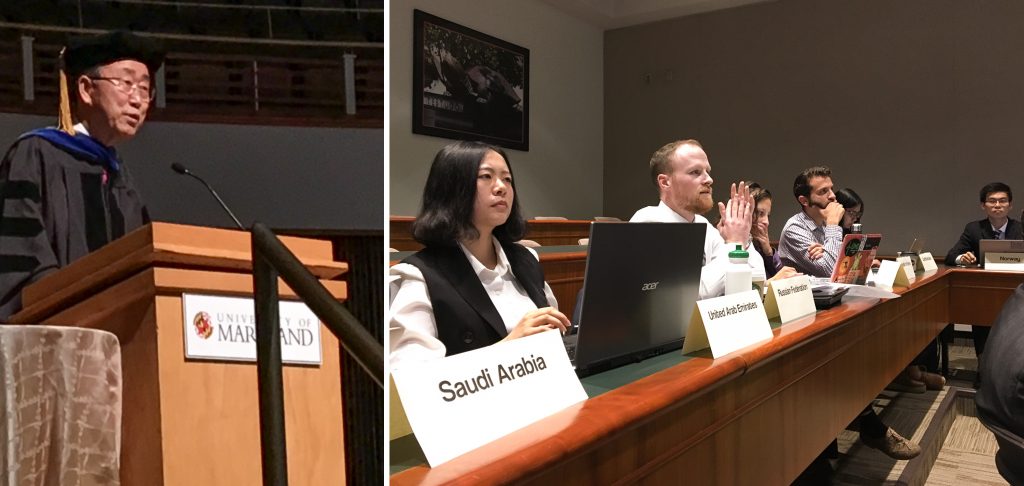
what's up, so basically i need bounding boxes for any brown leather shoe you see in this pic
[919,371,946,391]
[860,428,921,460]
[886,370,926,393]
[917,364,946,392]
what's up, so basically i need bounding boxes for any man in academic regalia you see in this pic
[0,31,164,320]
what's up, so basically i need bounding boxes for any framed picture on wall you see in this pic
[413,9,529,151]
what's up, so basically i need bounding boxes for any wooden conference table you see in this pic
[389,258,1024,485]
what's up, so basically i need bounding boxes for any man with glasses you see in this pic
[0,31,163,320]
[945,182,1021,363]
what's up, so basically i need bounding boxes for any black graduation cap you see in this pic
[58,31,166,134]
[64,30,165,78]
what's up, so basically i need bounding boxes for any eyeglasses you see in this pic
[89,77,155,102]
[985,198,1010,206]
[845,210,863,219]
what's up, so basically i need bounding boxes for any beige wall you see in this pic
[389,0,605,219]
[605,0,1024,255]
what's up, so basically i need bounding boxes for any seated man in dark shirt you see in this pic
[0,31,163,320]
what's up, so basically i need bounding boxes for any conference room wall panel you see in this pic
[605,0,1024,255]
[389,0,605,220]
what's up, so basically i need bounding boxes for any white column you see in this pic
[156,63,166,108]
[253,60,260,112]
[21,36,34,101]
[343,53,356,115]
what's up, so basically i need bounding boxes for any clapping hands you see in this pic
[717,182,754,244]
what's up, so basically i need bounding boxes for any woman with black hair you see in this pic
[389,141,569,366]
[834,187,864,235]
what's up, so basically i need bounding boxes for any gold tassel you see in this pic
[57,47,75,135]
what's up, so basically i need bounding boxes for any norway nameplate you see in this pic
[985,252,1024,272]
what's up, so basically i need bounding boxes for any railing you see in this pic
[250,222,384,485]
[0,19,383,127]
[6,0,384,44]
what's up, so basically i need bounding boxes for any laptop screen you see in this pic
[830,233,882,285]
[572,222,705,375]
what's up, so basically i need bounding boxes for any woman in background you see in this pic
[389,141,569,367]
[747,182,798,281]
[835,187,864,235]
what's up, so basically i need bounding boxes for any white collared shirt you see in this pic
[388,237,558,367]
[629,201,766,299]
[993,220,1009,238]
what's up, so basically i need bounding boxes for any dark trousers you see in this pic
[912,338,940,373]
[973,325,990,358]
[797,406,888,482]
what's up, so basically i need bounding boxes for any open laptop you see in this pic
[979,239,1024,269]
[907,238,925,255]
[830,233,882,285]
[563,222,705,377]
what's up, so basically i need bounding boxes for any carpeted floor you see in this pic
[797,337,1008,485]
[925,399,1005,486]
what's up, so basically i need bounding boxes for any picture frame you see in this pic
[413,9,529,151]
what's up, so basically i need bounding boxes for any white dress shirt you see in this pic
[994,220,1008,239]
[629,201,766,299]
[389,237,558,367]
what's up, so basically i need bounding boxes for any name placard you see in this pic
[181,293,322,365]
[682,290,772,358]
[871,259,901,289]
[896,256,917,286]
[915,252,938,272]
[764,275,816,323]
[984,252,1024,271]
[390,331,586,467]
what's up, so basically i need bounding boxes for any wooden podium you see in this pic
[9,222,347,485]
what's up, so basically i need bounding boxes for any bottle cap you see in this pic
[728,244,749,259]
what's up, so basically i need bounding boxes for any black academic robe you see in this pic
[0,135,148,321]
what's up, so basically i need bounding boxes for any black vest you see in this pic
[402,241,548,357]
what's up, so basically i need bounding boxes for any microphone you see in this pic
[170,163,245,230]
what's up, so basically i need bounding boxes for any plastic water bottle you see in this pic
[725,244,752,295]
